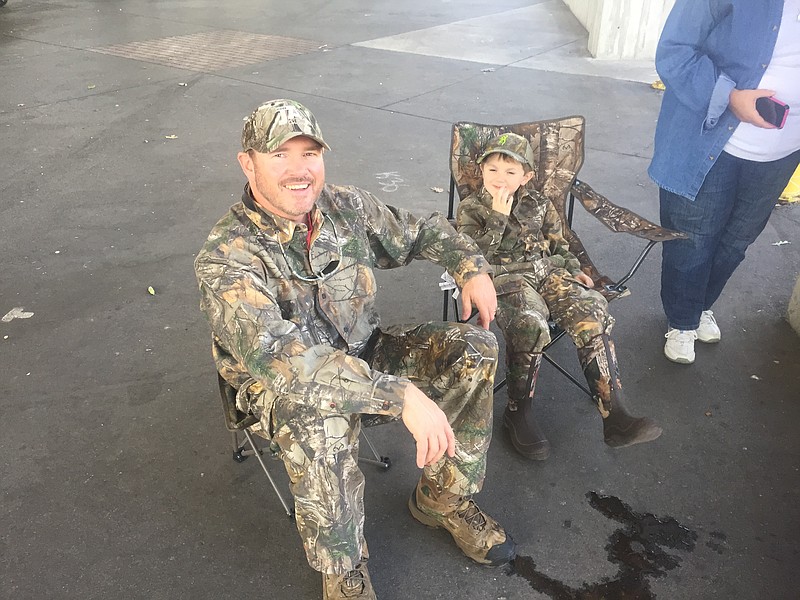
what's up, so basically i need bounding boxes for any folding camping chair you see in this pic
[441,116,686,399]
[217,373,391,518]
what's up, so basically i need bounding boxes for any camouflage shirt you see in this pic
[456,187,581,278]
[195,183,493,418]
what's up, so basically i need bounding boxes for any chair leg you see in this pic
[493,377,508,393]
[540,352,593,399]
[233,425,388,518]
[491,340,593,398]
[243,429,295,518]
[230,430,267,461]
[358,430,391,470]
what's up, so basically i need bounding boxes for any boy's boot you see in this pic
[408,473,516,566]
[503,352,550,460]
[577,334,663,448]
[322,561,376,600]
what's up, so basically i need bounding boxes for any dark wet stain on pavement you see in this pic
[506,492,700,599]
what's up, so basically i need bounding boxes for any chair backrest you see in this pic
[448,117,585,222]
[448,117,606,284]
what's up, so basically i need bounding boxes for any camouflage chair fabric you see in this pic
[450,117,686,300]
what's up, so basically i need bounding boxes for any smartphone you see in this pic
[755,96,790,129]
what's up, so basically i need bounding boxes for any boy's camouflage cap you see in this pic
[477,132,534,169]
[241,99,331,153]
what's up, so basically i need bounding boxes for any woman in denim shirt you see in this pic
[649,0,800,364]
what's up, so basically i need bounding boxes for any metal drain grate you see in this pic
[89,30,320,71]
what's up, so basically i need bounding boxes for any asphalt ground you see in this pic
[2,1,799,599]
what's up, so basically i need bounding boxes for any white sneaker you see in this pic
[696,310,721,343]
[664,328,697,364]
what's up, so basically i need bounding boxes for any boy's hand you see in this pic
[489,185,514,216]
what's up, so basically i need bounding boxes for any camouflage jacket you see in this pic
[195,183,493,418]
[456,187,581,279]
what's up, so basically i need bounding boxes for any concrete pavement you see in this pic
[2,1,798,599]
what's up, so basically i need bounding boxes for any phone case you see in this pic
[756,96,790,129]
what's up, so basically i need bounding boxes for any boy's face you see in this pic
[480,153,533,197]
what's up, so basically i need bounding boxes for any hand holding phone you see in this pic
[755,96,790,129]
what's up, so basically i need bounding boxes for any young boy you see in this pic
[457,132,662,460]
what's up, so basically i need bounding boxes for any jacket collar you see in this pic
[240,183,324,244]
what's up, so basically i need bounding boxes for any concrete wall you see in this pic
[563,0,675,60]
[563,0,594,30]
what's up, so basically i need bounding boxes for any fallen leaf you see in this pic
[430,187,444,193]
[87,84,96,90]
[704,411,712,417]
[651,79,665,90]
[147,286,156,295]
[2,307,35,322]
[164,135,178,140]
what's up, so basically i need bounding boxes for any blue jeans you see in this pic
[659,149,800,330]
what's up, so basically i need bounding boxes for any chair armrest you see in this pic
[570,180,687,242]
[218,373,259,431]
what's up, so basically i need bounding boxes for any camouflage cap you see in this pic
[241,99,331,153]
[477,132,534,169]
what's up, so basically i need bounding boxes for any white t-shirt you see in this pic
[724,0,800,161]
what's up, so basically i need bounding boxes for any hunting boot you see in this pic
[408,473,516,566]
[577,334,663,448]
[503,352,551,460]
[322,561,376,600]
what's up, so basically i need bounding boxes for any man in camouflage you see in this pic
[456,132,662,461]
[194,99,516,600]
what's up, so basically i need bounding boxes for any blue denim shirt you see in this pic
[648,0,784,200]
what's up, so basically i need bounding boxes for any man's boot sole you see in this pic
[604,421,663,448]
[502,410,551,461]
[407,493,516,567]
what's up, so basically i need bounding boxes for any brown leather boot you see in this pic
[408,474,516,566]
[577,334,663,448]
[503,353,550,460]
[322,561,376,600]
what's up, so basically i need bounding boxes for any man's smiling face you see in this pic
[238,136,326,223]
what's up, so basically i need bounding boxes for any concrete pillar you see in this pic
[789,276,800,337]
[563,0,675,60]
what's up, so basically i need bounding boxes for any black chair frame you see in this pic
[217,373,391,519]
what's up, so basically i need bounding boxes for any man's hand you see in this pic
[401,383,456,468]
[489,185,514,216]
[573,271,594,288]
[460,273,497,329]
[729,88,777,129]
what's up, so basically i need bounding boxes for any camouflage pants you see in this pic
[266,321,498,574]
[494,267,613,402]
